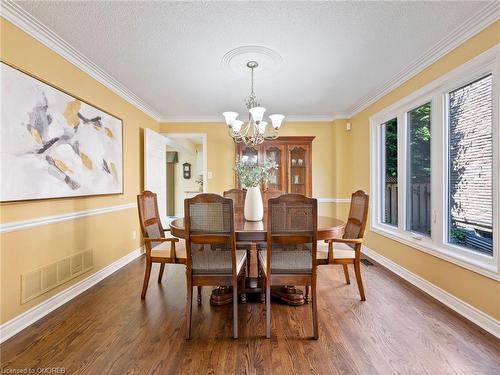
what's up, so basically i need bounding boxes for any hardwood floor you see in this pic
[1,256,499,374]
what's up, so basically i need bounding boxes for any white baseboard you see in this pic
[0,247,144,343]
[362,246,500,339]
[2,244,497,343]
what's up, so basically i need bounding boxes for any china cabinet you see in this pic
[235,136,314,196]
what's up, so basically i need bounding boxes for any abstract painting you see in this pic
[1,62,123,202]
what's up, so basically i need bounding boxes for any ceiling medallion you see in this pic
[221,45,283,77]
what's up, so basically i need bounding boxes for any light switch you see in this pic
[207,171,213,179]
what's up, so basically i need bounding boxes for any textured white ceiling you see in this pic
[15,1,490,120]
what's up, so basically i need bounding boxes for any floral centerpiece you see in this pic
[234,158,277,221]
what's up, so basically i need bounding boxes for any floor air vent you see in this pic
[361,258,374,266]
[21,249,93,304]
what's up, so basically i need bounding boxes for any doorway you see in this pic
[163,133,208,219]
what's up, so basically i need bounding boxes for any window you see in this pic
[407,103,431,236]
[448,74,493,256]
[370,46,499,279]
[381,118,398,226]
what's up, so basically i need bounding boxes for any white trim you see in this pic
[0,1,162,121]
[369,45,500,280]
[347,2,500,119]
[2,1,498,125]
[362,245,500,339]
[0,203,136,234]
[369,45,500,122]
[317,198,351,204]
[159,115,341,123]
[0,247,144,343]
[371,226,500,282]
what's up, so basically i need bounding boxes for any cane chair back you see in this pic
[343,190,370,247]
[223,189,246,210]
[262,189,284,209]
[266,194,318,275]
[184,194,238,276]
[137,191,164,250]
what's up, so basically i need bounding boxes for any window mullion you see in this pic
[397,113,406,234]
[431,94,444,246]
[492,61,499,269]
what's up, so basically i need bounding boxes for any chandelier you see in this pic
[222,61,285,146]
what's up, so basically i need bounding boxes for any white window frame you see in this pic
[370,44,500,280]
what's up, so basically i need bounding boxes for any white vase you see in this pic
[244,186,264,221]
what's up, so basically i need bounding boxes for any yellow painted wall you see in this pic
[0,18,159,323]
[344,21,500,319]
[160,121,349,217]
[1,14,498,328]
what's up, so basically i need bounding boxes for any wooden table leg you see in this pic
[249,243,258,288]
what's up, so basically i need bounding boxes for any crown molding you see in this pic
[160,115,224,123]
[282,115,334,122]
[345,1,500,119]
[159,114,342,123]
[2,0,497,124]
[0,0,163,121]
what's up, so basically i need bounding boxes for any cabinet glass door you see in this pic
[237,146,259,188]
[264,146,284,191]
[289,146,307,195]
[240,146,259,166]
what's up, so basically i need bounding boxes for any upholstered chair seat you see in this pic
[150,241,187,260]
[191,249,246,275]
[316,242,355,260]
[259,249,312,274]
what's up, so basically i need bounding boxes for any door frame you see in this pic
[161,133,208,194]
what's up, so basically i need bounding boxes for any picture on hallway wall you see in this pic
[0,62,123,202]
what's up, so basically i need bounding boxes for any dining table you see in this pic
[170,208,345,306]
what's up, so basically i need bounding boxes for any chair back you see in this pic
[266,194,318,275]
[223,189,246,209]
[137,191,163,250]
[343,190,369,243]
[184,194,237,276]
[262,189,284,208]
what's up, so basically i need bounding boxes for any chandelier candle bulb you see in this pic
[222,111,239,125]
[231,120,244,132]
[249,106,266,123]
[269,114,285,129]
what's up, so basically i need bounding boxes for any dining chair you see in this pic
[223,188,246,209]
[316,190,369,301]
[258,188,285,249]
[259,194,319,339]
[137,191,185,299]
[223,188,253,252]
[261,189,284,208]
[184,193,247,339]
